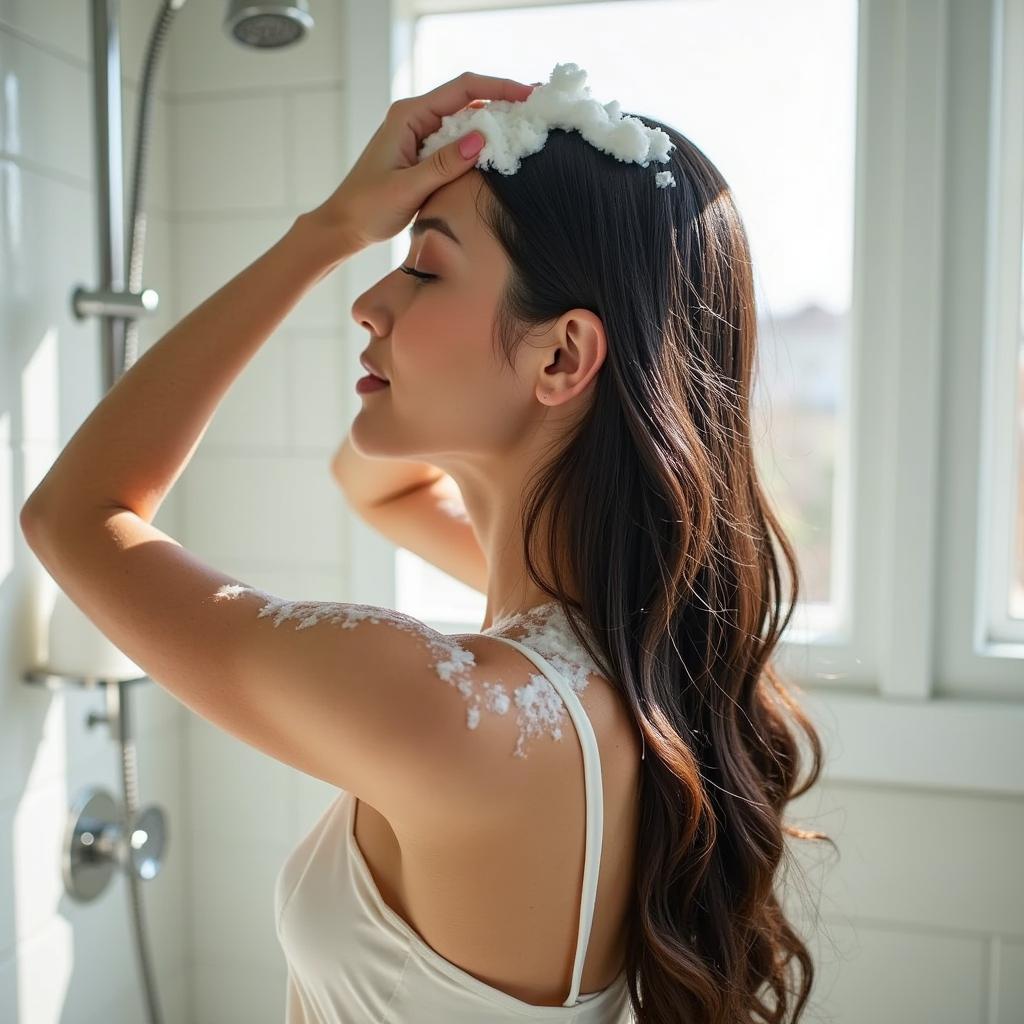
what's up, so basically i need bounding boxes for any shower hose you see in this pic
[113,2,182,1021]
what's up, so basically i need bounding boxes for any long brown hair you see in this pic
[476,121,835,1022]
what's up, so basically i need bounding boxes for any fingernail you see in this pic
[459,132,485,159]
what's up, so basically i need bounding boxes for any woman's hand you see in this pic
[307,72,537,255]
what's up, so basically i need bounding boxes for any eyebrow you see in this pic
[409,216,462,247]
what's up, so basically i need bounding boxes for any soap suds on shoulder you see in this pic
[212,586,601,760]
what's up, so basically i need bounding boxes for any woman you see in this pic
[21,71,831,1023]
[313,68,833,1023]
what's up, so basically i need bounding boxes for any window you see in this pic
[992,44,1024,628]
[970,0,1024,678]
[398,0,859,650]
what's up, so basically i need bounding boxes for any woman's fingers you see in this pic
[411,72,535,137]
[432,70,536,107]
[306,72,537,255]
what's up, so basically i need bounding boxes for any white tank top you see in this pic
[274,632,632,1022]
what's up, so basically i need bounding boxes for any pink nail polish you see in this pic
[459,132,484,159]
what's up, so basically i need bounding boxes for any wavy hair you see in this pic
[474,121,835,1022]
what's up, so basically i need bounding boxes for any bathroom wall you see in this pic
[2,0,355,1018]
[3,2,1023,1024]
[159,2,354,1018]
[0,1,189,1021]
[784,780,1024,1022]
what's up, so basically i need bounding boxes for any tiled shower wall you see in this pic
[1,0,352,1020]
[2,1,189,1020]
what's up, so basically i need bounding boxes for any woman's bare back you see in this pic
[351,629,642,1006]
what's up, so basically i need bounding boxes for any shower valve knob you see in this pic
[62,787,169,901]
[127,804,169,882]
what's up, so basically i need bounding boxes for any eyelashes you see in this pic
[400,265,438,284]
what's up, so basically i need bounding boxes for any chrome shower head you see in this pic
[223,1,314,49]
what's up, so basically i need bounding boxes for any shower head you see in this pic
[223,1,314,49]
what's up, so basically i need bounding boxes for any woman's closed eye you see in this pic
[400,265,438,284]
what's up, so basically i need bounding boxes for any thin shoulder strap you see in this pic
[483,634,605,1008]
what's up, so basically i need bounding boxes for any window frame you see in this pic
[340,0,1024,795]
[974,0,1024,657]
[932,0,1024,703]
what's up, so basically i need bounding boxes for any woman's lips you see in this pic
[356,374,390,394]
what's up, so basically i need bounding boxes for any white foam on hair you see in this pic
[417,61,677,189]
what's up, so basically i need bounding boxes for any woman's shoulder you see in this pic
[436,611,641,816]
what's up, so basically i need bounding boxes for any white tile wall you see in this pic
[1,1,189,1021]
[171,214,348,332]
[785,780,1024,1022]
[3,3,1023,1024]
[801,919,987,1024]
[165,0,347,99]
[182,456,346,566]
[787,782,1024,933]
[995,939,1024,1024]
[162,2,354,1022]
[191,955,289,1023]
[171,93,290,215]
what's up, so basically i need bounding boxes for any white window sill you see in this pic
[799,689,1024,796]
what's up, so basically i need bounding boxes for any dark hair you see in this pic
[475,122,836,1023]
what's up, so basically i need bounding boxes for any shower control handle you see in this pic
[63,787,169,901]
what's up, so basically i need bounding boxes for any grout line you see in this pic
[180,709,198,1024]
[282,91,296,454]
[168,80,345,106]
[0,18,88,70]
[0,18,174,103]
[806,910,1024,944]
[0,151,91,193]
[284,90,296,209]
[985,934,1000,1024]
[167,206,308,224]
